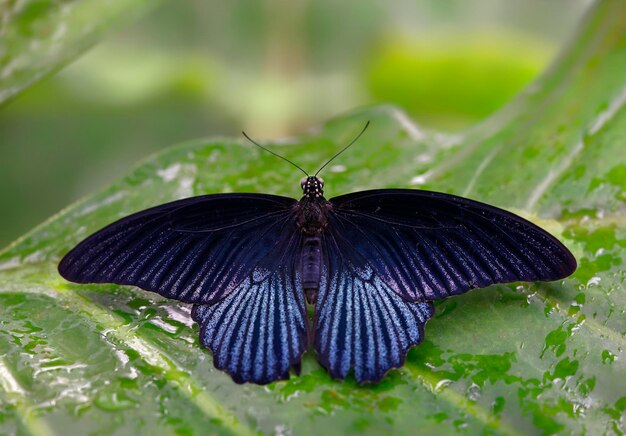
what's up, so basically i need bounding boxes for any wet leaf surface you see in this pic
[1,1,626,434]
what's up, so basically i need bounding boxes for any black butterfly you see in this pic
[58,124,576,384]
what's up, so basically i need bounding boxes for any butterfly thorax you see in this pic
[297,176,330,236]
[296,196,330,235]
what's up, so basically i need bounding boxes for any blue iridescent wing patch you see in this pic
[59,194,297,304]
[314,228,434,383]
[329,189,576,302]
[191,231,307,384]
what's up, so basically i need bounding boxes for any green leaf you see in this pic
[0,0,164,107]
[1,1,626,434]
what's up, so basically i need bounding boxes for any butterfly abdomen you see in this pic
[301,236,322,303]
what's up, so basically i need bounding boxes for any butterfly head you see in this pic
[300,176,324,198]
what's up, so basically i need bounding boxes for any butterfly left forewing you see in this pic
[59,193,298,304]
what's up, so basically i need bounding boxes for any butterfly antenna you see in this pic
[314,121,370,177]
[242,131,309,177]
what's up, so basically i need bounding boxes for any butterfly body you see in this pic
[295,176,331,301]
[59,175,576,385]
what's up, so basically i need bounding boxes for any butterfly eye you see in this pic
[318,177,324,187]
[300,177,308,189]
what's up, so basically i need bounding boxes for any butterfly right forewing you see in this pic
[328,189,576,302]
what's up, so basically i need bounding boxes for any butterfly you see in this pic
[58,123,577,385]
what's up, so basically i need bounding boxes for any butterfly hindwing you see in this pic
[314,229,435,383]
[58,194,297,304]
[191,231,308,384]
[329,189,576,301]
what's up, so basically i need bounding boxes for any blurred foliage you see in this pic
[366,33,549,127]
[1,1,626,434]
[0,0,591,247]
[0,0,164,106]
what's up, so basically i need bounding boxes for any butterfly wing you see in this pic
[60,193,309,384]
[313,188,575,383]
[314,228,434,383]
[191,229,307,384]
[58,193,298,304]
[328,189,577,301]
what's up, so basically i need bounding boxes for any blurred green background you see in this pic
[0,0,591,247]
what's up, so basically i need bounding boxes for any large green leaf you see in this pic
[0,0,164,107]
[2,1,626,434]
